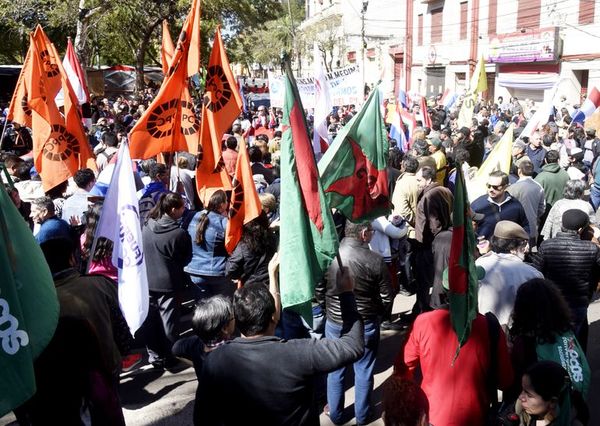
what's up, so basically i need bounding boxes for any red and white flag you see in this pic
[56,38,89,107]
[312,45,332,155]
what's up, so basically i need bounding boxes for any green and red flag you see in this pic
[279,63,339,320]
[0,185,59,416]
[317,87,391,222]
[448,163,479,358]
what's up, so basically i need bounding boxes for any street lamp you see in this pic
[361,1,369,98]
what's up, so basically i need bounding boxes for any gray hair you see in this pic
[344,221,371,240]
[563,179,585,200]
[32,196,55,215]
[191,296,233,346]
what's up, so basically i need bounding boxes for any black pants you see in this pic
[144,291,181,363]
[411,242,434,315]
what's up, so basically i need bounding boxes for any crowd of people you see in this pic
[1,87,599,426]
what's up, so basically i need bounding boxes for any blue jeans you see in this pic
[326,319,380,425]
[189,274,235,301]
[590,186,600,211]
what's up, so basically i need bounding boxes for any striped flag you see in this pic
[313,45,332,155]
[572,86,600,124]
[95,142,149,334]
[390,102,408,152]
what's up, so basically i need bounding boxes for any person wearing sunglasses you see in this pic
[471,170,530,240]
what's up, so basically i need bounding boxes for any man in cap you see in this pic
[512,139,530,170]
[471,170,530,240]
[427,136,447,185]
[476,221,543,327]
[534,209,600,350]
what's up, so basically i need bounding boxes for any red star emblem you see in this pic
[324,138,389,220]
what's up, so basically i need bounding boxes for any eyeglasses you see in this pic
[486,183,505,190]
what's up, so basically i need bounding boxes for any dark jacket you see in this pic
[316,238,392,324]
[251,162,275,184]
[415,182,453,247]
[534,163,569,207]
[471,194,530,240]
[226,237,276,285]
[196,293,364,425]
[533,231,600,308]
[143,215,192,292]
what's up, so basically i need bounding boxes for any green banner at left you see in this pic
[0,185,59,416]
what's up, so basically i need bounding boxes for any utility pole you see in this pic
[361,1,369,98]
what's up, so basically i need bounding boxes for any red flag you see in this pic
[62,37,90,105]
[224,139,261,253]
[420,96,432,129]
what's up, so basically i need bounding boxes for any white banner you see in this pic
[268,64,362,109]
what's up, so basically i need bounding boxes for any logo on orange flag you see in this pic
[225,139,262,253]
[128,0,200,160]
[196,26,242,203]
[27,27,95,191]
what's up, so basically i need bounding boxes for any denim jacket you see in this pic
[184,211,229,276]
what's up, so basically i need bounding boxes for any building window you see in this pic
[579,0,595,25]
[488,0,497,35]
[517,0,540,30]
[431,8,443,43]
[460,2,468,40]
[418,14,423,46]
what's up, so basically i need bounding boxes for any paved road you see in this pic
[3,294,600,426]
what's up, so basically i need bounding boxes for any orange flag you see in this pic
[196,26,242,203]
[161,20,175,75]
[225,139,262,253]
[28,29,95,192]
[7,49,32,127]
[128,0,201,160]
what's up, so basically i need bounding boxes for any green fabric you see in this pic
[448,163,479,358]
[279,66,339,319]
[318,87,390,223]
[0,185,59,416]
[534,163,570,206]
[536,331,590,425]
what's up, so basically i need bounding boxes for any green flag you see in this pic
[318,87,391,223]
[448,162,479,358]
[279,63,339,318]
[0,185,59,416]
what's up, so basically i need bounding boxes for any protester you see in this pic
[540,179,595,239]
[381,376,429,426]
[534,209,600,350]
[196,261,365,425]
[184,190,233,300]
[142,192,192,368]
[61,168,96,225]
[534,150,569,209]
[30,195,72,244]
[318,221,392,424]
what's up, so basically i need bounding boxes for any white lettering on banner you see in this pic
[560,337,584,383]
[268,64,362,109]
[0,298,29,355]
[118,204,144,269]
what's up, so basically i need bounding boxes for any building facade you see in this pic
[302,0,600,105]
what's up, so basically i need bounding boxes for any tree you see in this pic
[298,14,344,73]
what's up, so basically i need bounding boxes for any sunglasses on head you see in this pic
[486,183,505,190]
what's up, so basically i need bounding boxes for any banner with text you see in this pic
[268,64,362,109]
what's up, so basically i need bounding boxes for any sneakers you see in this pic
[122,353,143,372]
[380,320,407,331]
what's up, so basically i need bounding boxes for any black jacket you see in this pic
[143,215,192,292]
[226,238,276,285]
[316,238,392,324]
[196,293,364,425]
[533,231,600,308]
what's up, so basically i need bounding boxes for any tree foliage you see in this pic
[0,0,282,87]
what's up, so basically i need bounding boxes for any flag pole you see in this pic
[0,118,9,151]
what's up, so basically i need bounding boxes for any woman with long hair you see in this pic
[142,192,192,368]
[184,190,234,300]
[226,212,276,286]
[507,278,590,423]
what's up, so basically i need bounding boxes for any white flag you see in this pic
[95,142,149,334]
[313,45,332,155]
